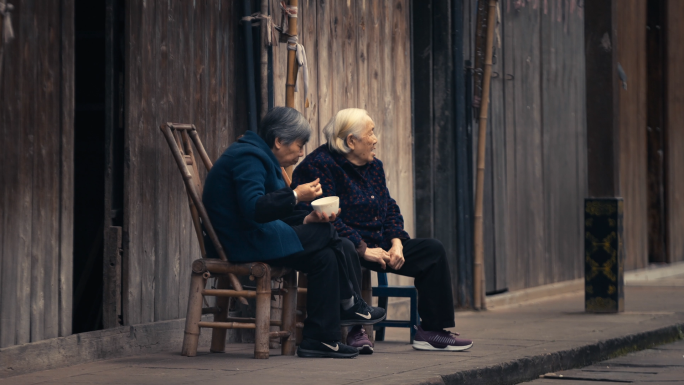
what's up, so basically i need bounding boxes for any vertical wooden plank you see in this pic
[0,0,29,348]
[226,0,240,143]
[573,1,587,279]
[0,0,6,345]
[585,0,620,199]
[176,0,191,320]
[432,0,458,286]
[378,0,393,169]
[482,1,506,293]
[365,0,382,157]
[220,0,235,149]
[301,0,319,149]
[233,0,248,135]
[411,0,434,240]
[503,0,544,290]
[154,0,170,322]
[15,1,33,345]
[666,0,684,263]
[123,0,143,326]
[171,0,188,319]
[391,0,413,239]
[316,0,333,133]
[31,0,49,341]
[59,0,75,338]
[645,0,666,264]
[541,0,590,283]
[43,0,62,340]
[356,0,368,113]
[617,0,648,270]
[331,0,354,114]
[138,0,156,324]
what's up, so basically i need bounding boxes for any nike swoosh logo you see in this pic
[321,342,339,351]
[355,312,372,319]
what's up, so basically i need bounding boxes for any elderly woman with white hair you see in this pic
[292,108,473,353]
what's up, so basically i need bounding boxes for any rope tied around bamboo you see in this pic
[286,36,309,108]
[241,13,279,47]
[278,1,297,35]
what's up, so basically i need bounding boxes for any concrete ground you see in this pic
[2,269,683,385]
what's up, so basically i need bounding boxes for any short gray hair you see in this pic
[258,107,311,148]
[323,108,371,154]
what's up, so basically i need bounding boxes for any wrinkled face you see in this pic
[272,138,306,167]
[346,119,377,166]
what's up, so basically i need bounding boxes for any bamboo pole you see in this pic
[284,0,299,178]
[473,0,498,310]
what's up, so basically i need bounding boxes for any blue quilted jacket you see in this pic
[202,131,303,262]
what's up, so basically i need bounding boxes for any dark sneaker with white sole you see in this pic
[412,325,473,351]
[297,337,359,358]
[346,325,374,354]
[340,295,386,326]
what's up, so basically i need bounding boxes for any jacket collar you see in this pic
[323,144,376,178]
[239,131,282,169]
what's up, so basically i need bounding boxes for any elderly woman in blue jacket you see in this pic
[292,108,473,353]
[202,107,385,358]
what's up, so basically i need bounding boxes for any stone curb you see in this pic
[417,323,684,385]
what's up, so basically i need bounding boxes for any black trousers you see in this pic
[268,223,362,341]
[359,238,455,331]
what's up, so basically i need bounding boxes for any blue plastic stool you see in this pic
[371,271,419,343]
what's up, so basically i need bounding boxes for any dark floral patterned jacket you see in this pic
[292,144,410,254]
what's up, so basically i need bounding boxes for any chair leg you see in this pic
[375,296,388,341]
[410,290,419,344]
[295,273,308,345]
[182,273,206,357]
[210,276,231,353]
[281,270,298,355]
[254,270,272,359]
[361,268,375,342]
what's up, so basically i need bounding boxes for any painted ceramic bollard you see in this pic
[585,198,624,313]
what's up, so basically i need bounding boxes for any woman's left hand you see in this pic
[303,208,342,224]
[388,239,405,270]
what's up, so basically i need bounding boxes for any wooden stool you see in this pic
[160,123,298,359]
[372,271,419,343]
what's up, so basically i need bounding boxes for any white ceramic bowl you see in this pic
[311,196,339,216]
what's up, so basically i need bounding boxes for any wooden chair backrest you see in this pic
[159,123,229,262]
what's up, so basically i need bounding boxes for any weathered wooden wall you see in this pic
[466,0,587,292]
[123,0,243,326]
[617,0,649,270]
[123,0,414,325]
[666,0,684,264]
[0,0,74,348]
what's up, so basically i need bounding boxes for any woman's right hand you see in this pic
[363,247,391,270]
[294,178,323,202]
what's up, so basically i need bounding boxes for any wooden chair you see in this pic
[160,123,298,359]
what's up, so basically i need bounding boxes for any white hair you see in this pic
[323,108,371,154]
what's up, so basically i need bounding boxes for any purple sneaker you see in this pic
[346,326,374,354]
[412,325,473,351]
